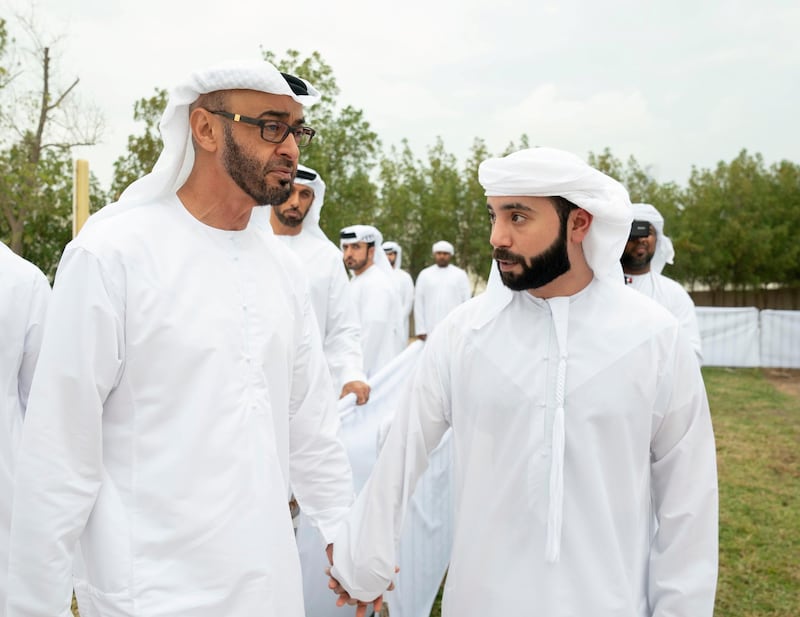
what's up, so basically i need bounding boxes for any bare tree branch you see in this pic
[47,75,79,112]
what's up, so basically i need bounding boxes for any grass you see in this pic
[707,368,799,617]
[70,368,799,617]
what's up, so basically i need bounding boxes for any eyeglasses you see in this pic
[209,110,316,147]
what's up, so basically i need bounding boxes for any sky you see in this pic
[3,0,799,191]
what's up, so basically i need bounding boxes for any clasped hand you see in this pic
[325,544,397,617]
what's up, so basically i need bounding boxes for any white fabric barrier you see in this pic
[696,307,760,367]
[383,430,452,617]
[759,310,800,368]
[295,340,452,617]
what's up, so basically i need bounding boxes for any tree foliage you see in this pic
[0,15,103,276]
[108,88,167,201]
[45,48,800,295]
[263,49,382,242]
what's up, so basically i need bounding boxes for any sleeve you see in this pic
[330,327,452,600]
[17,269,51,413]
[413,271,428,336]
[7,247,125,617]
[288,283,355,544]
[322,260,367,389]
[648,328,718,616]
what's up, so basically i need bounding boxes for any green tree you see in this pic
[263,49,381,240]
[375,140,429,277]
[457,138,494,287]
[375,137,493,287]
[679,150,782,296]
[0,16,103,274]
[769,159,800,286]
[418,138,472,278]
[588,148,687,283]
[108,88,167,201]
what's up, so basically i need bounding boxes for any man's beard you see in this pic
[620,247,654,271]
[222,126,291,205]
[272,206,306,228]
[493,221,572,291]
[345,254,368,272]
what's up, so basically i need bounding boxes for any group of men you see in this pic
[268,161,473,384]
[1,57,717,617]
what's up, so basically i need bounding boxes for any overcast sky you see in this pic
[4,0,799,190]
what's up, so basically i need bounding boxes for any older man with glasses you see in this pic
[6,59,354,617]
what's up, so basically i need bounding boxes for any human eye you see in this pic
[511,212,527,223]
[487,210,496,224]
[260,120,284,140]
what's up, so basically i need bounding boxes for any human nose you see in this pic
[490,218,511,248]
[286,190,300,207]
[275,131,300,161]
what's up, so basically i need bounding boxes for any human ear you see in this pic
[189,108,220,153]
[570,208,593,242]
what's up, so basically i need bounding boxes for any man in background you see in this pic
[270,165,370,404]
[0,242,50,615]
[413,240,471,340]
[622,202,703,361]
[340,225,404,377]
[382,240,414,343]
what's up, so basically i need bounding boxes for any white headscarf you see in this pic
[90,58,320,224]
[382,241,403,269]
[340,225,392,274]
[293,164,328,243]
[432,240,454,255]
[479,147,632,286]
[630,203,675,275]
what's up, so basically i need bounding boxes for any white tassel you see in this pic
[545,298,569,563]
[546,403,565,562]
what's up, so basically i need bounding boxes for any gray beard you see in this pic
[222,125,291,205]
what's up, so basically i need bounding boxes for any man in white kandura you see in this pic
[340,225,404,377]
[7,59,353,617]
[622,202,703,362]
[382,240,414,342]
[270,164,370,405]
[413,240,471,340]
[0,243,50,614]
[328,147,718,617]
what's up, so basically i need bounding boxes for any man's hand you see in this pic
[340,380,370,405]
[325,568,396,617]
[325,544,398,617]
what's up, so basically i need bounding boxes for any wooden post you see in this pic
[73,159,90,237]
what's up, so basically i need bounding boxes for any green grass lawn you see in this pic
[708,368,799,617]
[70,368,799,617]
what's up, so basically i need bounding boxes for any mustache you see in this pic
[492,248,525,264]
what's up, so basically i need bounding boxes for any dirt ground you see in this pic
[762,368,800,399]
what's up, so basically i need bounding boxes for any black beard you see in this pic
[222,125,291,205]
[345,255,369,272]
[493,220,571,291]
[272,207,305,228]
[620,248,654,271]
